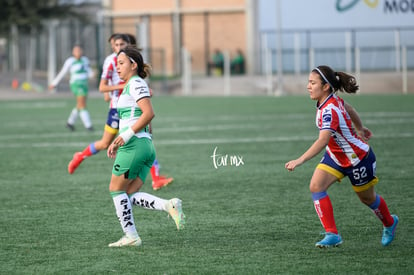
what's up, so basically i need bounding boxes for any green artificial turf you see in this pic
[0,94,413,274]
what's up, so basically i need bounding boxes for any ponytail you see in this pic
[118,46,152,79]
[313,65,359,94]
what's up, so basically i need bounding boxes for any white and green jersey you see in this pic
[51,56,92,86]
[117,76,152,139]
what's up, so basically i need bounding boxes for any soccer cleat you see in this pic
[68,152,84,174]
[87,126,94,132]
[108,235,142,247]
[66,123,75,131]
[152,176,174,190]
[166,198,185,230]
[315,232,343,248]
[382,214,398,246]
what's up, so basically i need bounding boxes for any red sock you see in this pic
[313,193,338,234]
[81,144,94,158]
[371,195,394,227]
[150,166,158,181]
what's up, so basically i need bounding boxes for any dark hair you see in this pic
[125,33,137,46]
[108,33,120,43]
[313,65,359,94]
[118,45,151,79]
[112,33,131,44]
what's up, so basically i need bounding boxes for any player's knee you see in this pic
[356,188,376,206]
[309,182,319,193]
[358,195,376,206]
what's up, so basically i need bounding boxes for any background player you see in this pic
[49,44,94,131]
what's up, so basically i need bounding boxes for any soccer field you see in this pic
[0,94,413,274]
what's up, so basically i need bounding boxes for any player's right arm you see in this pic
[98,78,124,94]
[49,57,72,89]
[99,55,124,94]
[285,129,331,171]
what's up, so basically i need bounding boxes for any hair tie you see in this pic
[334,72,340,81]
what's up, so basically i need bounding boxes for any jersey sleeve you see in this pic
[320,107,339,132]
[82,57,94,79]
[51,57,73,86]
[101,56,114,80]
[130,78,151,102]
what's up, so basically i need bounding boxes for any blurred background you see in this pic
[0,0,413,96]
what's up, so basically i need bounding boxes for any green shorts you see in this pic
[70,80,88,97]
[112,137,156,182]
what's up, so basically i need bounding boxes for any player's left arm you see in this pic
[112,80,153,147]
[148,88,153,134]
[108,97,154,158]
[129,80,154,135]
[344,101,372,141]
[83,57,94,79]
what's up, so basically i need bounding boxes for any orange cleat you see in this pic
[152,175,174,190]
[68,152,84,174]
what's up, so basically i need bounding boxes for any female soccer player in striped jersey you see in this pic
[285,65,398,248]
[67,33,127,174]
[49,44,94,131]
[106,45,185,247]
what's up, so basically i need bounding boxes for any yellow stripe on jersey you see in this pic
[104,124,119,134]
[352,177,379,193]
[317,163,345,182]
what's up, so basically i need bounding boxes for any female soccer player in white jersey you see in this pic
[106,45,185,247]
[285,65,398,248]
[49,45,94,131]
[67,34,173,190]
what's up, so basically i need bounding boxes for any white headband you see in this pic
[119,51,135,64]
[314,67,333,89]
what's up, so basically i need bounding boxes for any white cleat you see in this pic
[166,198,186,230]
[108,235,142,247]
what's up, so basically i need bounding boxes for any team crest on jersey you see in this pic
[322,109,332,123]
[111,121,119,129]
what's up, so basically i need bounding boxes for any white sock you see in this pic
[79,109,92,128]
[67,108,78,125]
[130,192,168,211]
[112,192,138,237]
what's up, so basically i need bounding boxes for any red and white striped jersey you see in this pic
[101,52,125,109]
[316,93,370,167]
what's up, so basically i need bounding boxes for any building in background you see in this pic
[102,0,414,77]
[101,0,257,76]
[2,0,413,87]
[258,0,414,73]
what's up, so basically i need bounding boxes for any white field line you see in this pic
[2,115,414,141]
[1,99,413,119]
[3,116,414,133]
[3,111,414,128]
[2,102,67,109]
[0,123,291,140]
[1,132,413,149]
[3,114,309,128]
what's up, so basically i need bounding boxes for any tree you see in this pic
[0,0,87,35]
